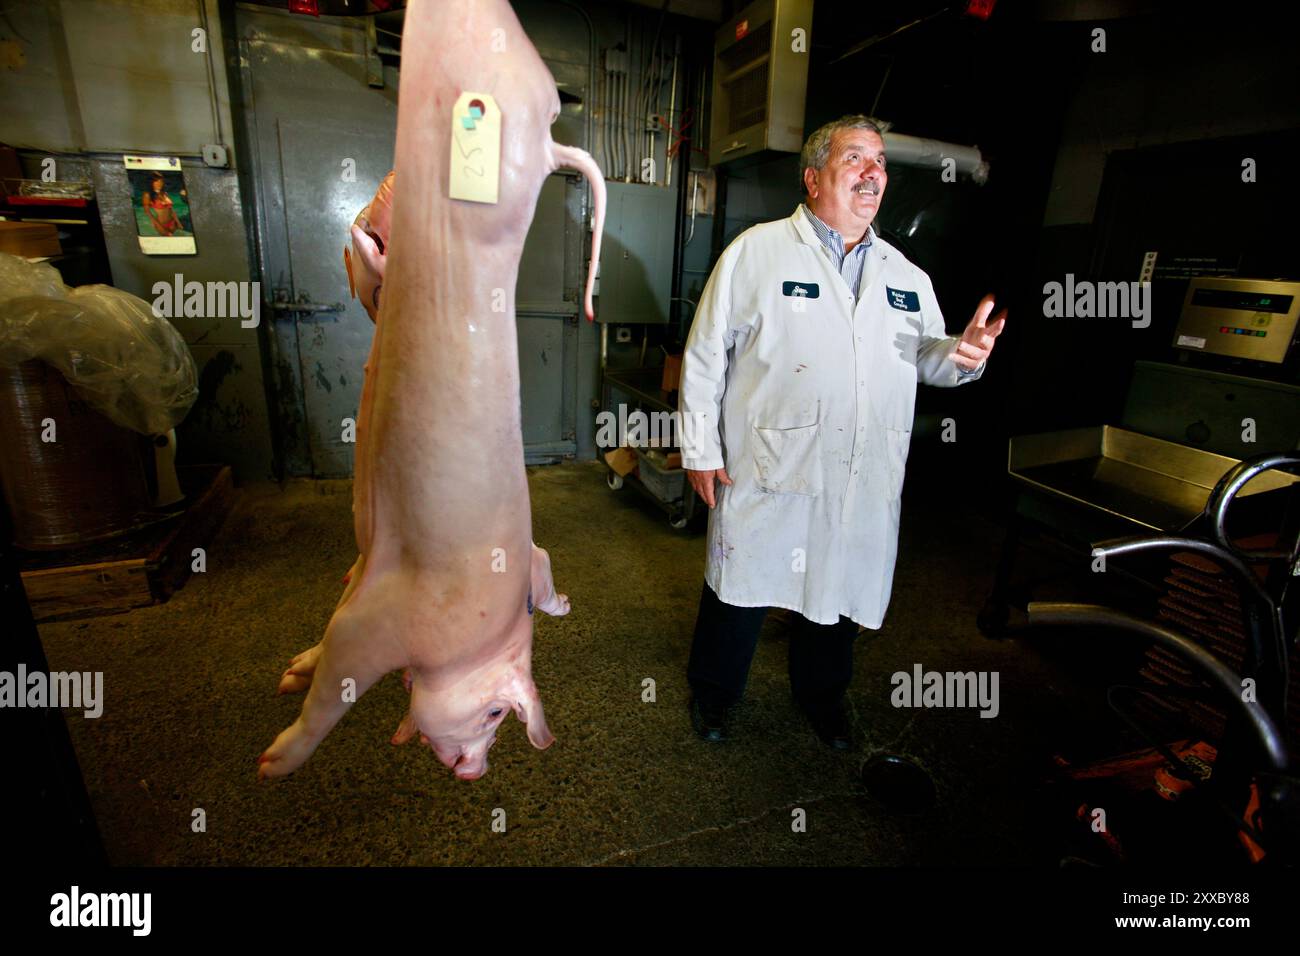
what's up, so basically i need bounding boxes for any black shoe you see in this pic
[689,695,728,742]
[805,700,852,750]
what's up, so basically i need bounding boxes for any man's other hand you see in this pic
[687,467,733,508]
[951,293,1007,370]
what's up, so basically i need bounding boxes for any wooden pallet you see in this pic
[18,465,234,623]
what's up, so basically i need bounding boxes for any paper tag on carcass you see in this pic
[449,92,501,204]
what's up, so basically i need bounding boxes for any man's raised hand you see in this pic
[951,293,1007,371]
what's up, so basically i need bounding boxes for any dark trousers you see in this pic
[686,581,859,717]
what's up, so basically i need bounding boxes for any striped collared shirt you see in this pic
[800,203,872,302]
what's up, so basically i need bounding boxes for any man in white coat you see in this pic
[679,115,1005,748]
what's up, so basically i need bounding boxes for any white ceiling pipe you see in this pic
[882,132,990,185]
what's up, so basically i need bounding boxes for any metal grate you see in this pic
[719,20,772,135]
[725,64,770,134]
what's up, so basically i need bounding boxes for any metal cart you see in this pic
[1028,453,1300,864]
[600,366,699,530]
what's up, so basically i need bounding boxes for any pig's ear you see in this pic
[350,224,386,279]
[512,678,554,750]
[343,246,357,300]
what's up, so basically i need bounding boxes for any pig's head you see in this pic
[410,654,553,781]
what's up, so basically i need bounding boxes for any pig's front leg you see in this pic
[276,644,322,696]
[343,170,393,323]
[259,578,407,780]
[276,554,367,695]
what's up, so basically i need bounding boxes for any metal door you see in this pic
[236,8,583,476]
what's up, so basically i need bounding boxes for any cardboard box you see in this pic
[604,446,638,477]
[0,220,62,258]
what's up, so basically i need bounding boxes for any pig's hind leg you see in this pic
[259,594,407,780]
[529,542,569,617]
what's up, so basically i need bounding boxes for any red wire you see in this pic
[656,107,708,159]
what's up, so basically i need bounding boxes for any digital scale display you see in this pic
[1174,278,1300,364]
[1190,288,1294,314]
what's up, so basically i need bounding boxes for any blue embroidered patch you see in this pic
[885,286,921,311]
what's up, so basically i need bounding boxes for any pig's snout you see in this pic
[454,761,487,781]
[430,740,492,780]
[452,749,489,780]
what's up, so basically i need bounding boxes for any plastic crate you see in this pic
[635,448,685,502]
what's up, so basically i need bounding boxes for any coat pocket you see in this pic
[752,421,823,496]
[884,425,913,500]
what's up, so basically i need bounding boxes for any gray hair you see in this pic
[799,115,885,195]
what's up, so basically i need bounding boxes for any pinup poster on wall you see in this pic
[124,154,196,255]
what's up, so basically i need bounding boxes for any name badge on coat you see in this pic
[782,281,820,299]
[885,286,921,311]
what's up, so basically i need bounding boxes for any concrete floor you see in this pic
[38,460,1125,866]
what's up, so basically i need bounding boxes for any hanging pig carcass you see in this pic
[259,0,604,782]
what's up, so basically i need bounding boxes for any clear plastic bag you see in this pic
[0,251,66,301]
[0,252,198,435]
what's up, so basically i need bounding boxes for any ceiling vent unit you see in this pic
[708,0,813,167]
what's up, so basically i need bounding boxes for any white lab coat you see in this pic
[678,205,983,630]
